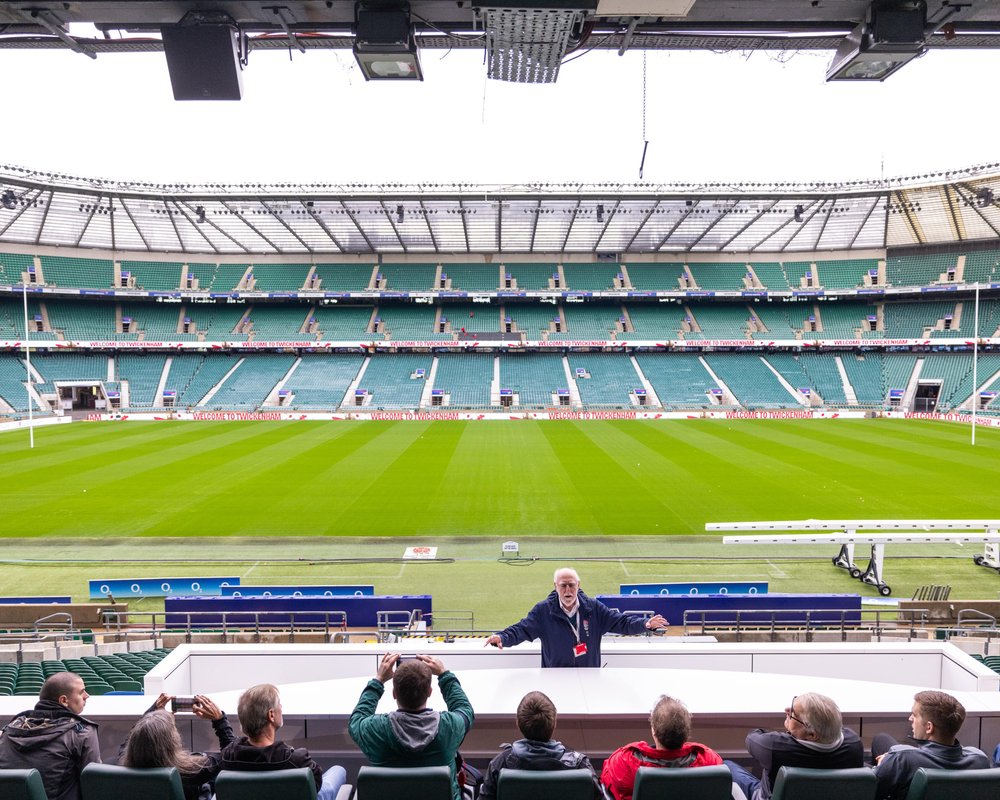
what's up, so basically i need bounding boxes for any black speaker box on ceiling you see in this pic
[161,23,244,101]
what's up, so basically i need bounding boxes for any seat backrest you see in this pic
[0,768,48,800]
[771,767,876,800]
[903,767,1000,800]
[633,765,735,800]
[497,767,595,800]
[215,767,318,800]
[80,764,185,800]
[357,765,452,800]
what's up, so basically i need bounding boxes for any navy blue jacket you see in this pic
[497,589,649,667]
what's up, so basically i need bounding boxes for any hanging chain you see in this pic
[642,50,647,142]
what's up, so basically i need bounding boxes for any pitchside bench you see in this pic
[707,519,1000,596]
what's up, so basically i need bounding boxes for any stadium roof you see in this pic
[1,0,998,55]
[1,162,999,256]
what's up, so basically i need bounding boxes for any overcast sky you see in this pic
[4,41,999,186]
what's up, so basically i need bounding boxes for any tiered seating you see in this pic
[441,263,498,292]
[380,263,436,291]
[686,305,751,339]
[120,303,186,340]
[919,354,1000,411]
[703,353,795,408]
[432,353,494,406]
[0,354,30,412]
[498,353,566,406]
[210,263,251,291]
[182,305,248,340]
[245,305,311,339]
[568,353,640,405]
[887,253,956,286]
[978,299,1000,337]
[504,263,556,290]
[0,252,35,283]
[206,353,296,410]
[783,260,815,289]
[749,306,796,339]
[563,262,621,291]
[815,258,876,289]
[506,304,559,339]
[749,262,788,290]
[962,250,1000,284]
[168,353,241,406]
[250,263,311,291]
[312,263,374,291]
[311,305,374,340]
[116,353,168,408]
[550,305,621,339]
[636,353,719,408]
[376,306,450,340]
[38,255,113,289]
[440,303,497,334]
[811,302,867,339]
[882,302,957,337]
[625,305,684,339]
[882,354,919,396]
[687,262,747,290]
[625,262,687,290]
[184,262,219,290]
[33,353,109,383]
[45,300,127,340]
[119,260,183,291]
[359,353,434,408]
[840,354,884,405]
[274,354,364,408]
[797,352,848,404]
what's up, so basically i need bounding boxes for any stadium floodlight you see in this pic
[353,2,423,81]
[826,1,927,82]
[1,190,16,210]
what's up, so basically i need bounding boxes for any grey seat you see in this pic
[216,767,318,800]
[81,764,185,800]
[903,767,1000,800]
[771,766,876,800]
[356,765,452,800]
[497,767,595,800]
[0,768,48,800]
[633,765,734,800]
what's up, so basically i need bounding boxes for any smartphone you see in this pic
[172,696,197,713]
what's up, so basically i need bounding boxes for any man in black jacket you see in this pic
[0,671,101,800]
[480,691,601,799]
[219,683,346,800]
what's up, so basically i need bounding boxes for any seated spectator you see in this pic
[601,694,722,800]
[480,690,601,799]
[0,671,100,800]
[349,653,474,800]
[726,692,863,800]
[872,690,990,800]
[219,683,346,800]
[121,694,234,800]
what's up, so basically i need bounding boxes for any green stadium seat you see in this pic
[215,768,319,800]
[0,768,48,800]
[903,767,1000,800]
[633,764,734,800]
[496,768,595,800]
[356,765,451,800]
[81,764,184,800]
[770,766,876,800]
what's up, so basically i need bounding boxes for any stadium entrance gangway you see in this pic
[707,520,1000,596]
[682,606,931,642]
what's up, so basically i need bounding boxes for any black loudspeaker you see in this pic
[161,24,244,100]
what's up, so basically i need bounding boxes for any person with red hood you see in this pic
[601,694,722,800]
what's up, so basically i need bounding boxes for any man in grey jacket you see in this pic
[872,690,990,800]
[0,671,101,800]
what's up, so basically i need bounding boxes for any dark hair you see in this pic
[39,672,82,703]
[914,690,965,742]
[516,691,557,741]
[123,711,209,776]
[393,660,432,710]
[650,695,691,750]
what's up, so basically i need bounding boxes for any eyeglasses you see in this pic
[786,697,811,728]
[556,582,579,589]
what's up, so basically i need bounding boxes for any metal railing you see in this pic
[98,609,349,642]
[682,607,931,642]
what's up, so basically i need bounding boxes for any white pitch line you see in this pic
[765,559,790,578]
[242,561,260,580]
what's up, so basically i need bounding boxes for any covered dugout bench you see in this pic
[709,519,1000,596]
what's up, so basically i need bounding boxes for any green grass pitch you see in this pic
[0,418,998,627]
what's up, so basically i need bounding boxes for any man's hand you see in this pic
[192,695,224,721]
[417,654,446,676]
[645,614,668,631]
[485,634,503,649]
[377,653,399,683]
[152,693,172,711]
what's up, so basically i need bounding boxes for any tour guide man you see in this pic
[486,567,668,667]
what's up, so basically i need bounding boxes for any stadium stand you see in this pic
[503,263,557,290]
[204,353,296,410]
[440,303,498,335]
[703,353,797,408]
[625,262,688,290]
[376,306,451,340]
[809,302,867,339]
[38,255,113,289]
[168,353,241,407]
[180,304,249,341]
[180,262,218,291]
[270,353,364,409]
[506,304,560,340]
[118,260,184,291]
[550,304,622,340]
[431,352,494,406]
[748,305,798,340]
[686,262,747,290]
[379,263,437,291]
[748,261,789,290]
[0,354,31,412]
[798,353,849,405]
[312,262,375,291]
[815,258,878,289]
[882,301,958,337]
[0,252,35,284]
[783,260,817,289]
[311,305,375,340]
[498,352,567,406]
[887,253,957,286]
[33,353,110,383]
[244,305,312,339]
[765,353,823,403]
[635,353,719,408]
[625,304,684,339]
[45,300,125,341]
[685,304,752,339]
[962,250,1000,284]
[249,263,312,292]
[562,262,622,291]
[359,353,435,408]
[119,302,189,340]
[567,353,641,406]
[440,263,499,292]
[116,353,169,409]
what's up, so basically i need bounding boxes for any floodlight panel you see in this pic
[482,7,584,84]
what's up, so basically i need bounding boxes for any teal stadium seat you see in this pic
[770,766,876,800]
[356,765,452,800]
[496,767,595,800]
[0,768,48,800]
[633,764,734,800]
[215,767,319,800]
[903,767,1000,800]
[81,764,185,800]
